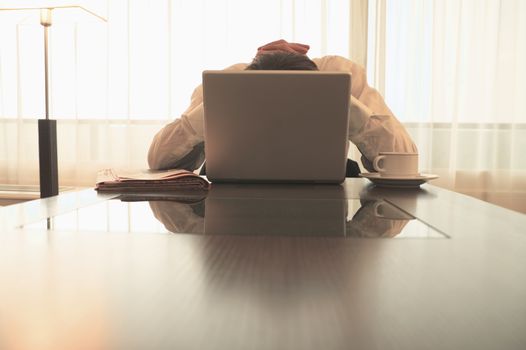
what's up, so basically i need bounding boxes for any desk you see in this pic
[1,179,525,350]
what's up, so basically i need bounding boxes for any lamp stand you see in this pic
[38,119,58,198]
[38,9,58,198]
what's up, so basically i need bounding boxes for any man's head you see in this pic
[246,51,318,71]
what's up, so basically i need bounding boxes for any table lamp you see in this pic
[0,1,107,198]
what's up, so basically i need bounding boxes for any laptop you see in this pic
[202,70,351,183]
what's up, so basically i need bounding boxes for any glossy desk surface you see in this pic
[1,179,525,350]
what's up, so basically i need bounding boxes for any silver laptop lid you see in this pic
[203,70,350,183]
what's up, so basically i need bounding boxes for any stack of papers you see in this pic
[95,168,210,192]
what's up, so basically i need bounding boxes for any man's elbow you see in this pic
[147,143,163,170]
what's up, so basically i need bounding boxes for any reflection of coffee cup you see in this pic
[373,201,413,220]
[347,199,412,238]
[373,152,418,177]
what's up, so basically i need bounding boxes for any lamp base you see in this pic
[38,119,59,198]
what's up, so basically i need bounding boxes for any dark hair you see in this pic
[246,52,319,71]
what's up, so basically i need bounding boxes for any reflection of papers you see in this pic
[118,192,207,203]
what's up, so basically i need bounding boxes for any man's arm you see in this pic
[148,64,247,170]
[313,55,417,172]
[148,86,204,171]
[147,87,206,170]
[149,200,204,234]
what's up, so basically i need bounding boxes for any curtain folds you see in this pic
[368,0,526,194]
[1,0,525,193]
[1,0,354,186]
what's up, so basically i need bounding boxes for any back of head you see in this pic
[246,52,318,71]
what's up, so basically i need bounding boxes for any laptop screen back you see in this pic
[202,70,350,183]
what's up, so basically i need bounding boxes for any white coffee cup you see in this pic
[373,152,419,177]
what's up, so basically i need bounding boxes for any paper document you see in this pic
[95,168,210,192]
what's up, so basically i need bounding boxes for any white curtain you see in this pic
[1,0,362,186]
[1,0,525,194]
[368,0,526,195]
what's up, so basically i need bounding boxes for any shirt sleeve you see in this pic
[149,201,204,234]
[312,55,418,172]
[147,63,247,170]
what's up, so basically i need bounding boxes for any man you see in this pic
[148,40,417,176]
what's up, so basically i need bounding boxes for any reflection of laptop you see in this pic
[205,184,346,236]
[202,70,350,183]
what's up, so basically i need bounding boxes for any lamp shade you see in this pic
[0,0,107,23]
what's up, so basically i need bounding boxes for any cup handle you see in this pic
[373,202,386,217]
[373,155,386,173]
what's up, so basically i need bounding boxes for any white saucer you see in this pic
[359,173,439,188]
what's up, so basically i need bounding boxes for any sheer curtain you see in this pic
[2,0,525,194]
[1,0,364,186]
[368,0,526,196]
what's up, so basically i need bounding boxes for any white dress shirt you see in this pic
[147,56,417,172]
